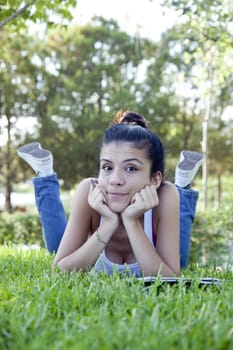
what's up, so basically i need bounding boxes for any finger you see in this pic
[130,193,137,204]
[139,186,156,208]
[89,180,94,197]
[93,186,103,202]
[90,179,98,188]
[133,192,144,206]
[89,182,102,204]
[144,185,159,207]
[90,185,108,207]
[144,185,156,203]
[97,183,108,204]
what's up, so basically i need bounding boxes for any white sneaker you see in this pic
[17,142,54,177]
[175,150,203,188]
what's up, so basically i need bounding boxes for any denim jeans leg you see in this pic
[33,173,67,253]
[177,186,199,268]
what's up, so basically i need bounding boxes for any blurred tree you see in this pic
[207,76,233,208]
[1,18,156,204]
[0,28,38,211]
[27,18,156,187]
[140,28,203,155]
[0,0,76,29]
[1,5,232,212]
[0,0,76,211]
[158,0,233,206]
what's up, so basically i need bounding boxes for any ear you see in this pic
[151,171,162,189]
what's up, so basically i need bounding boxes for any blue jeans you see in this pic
[177,186,199,268]
[33,174,66,253]
[33,174,198,268]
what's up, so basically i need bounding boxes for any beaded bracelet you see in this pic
[96,231,107,245]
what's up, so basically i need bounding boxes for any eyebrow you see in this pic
[100,158,144,165]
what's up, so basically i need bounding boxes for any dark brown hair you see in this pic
[112,110,149,128]
[103,111,164,177]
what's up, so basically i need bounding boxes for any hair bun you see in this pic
[113,110,148,128]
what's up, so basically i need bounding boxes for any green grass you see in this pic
[1,246,232,350]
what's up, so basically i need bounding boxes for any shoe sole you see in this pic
[178,151,203,171]
[17,144,51,163]
[17,142,41,154]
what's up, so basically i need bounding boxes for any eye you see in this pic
[126,165,138,172]
[102,164,112,172]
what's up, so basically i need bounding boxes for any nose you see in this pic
[110,169,124,186]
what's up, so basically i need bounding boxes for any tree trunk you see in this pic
[202,67,214,209]
[202,101,209,209]
[215,173,221,209]
[4,113,12,212]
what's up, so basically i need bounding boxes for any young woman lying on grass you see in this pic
[17,111,202,277]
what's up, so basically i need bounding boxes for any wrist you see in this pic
[122,215,140,229]
[101,217,119,233]
[95,221,117,246]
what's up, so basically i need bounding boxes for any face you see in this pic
[98,142,154,213]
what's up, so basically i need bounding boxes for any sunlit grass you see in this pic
[1,245,232,350]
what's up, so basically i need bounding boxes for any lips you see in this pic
[107,192,128,199]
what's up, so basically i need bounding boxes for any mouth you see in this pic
[107,192,128,200]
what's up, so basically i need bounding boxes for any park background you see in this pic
[0,2,233,349]
[0,0,232,266]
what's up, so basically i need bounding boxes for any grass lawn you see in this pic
[0,245,232,350]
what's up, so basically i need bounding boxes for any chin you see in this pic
[108,202,129,214]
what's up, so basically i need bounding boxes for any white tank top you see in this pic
[94,209,155,277]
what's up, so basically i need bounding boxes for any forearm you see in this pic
[124,219,179,277]
[54,222,114,272]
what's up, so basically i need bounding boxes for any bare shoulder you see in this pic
[154,181,179,224]
[158,181,179,199]
[156,181,179,214]
[73,177,97,197]
[69,177,99,227]
[70,177,97,212]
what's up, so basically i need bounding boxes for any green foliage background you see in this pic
[0,3,232,348]
[1,10,232,190]
[0,184,232,267]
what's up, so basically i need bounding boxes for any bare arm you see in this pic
[54,178,118,272]
[122,183,180,276]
